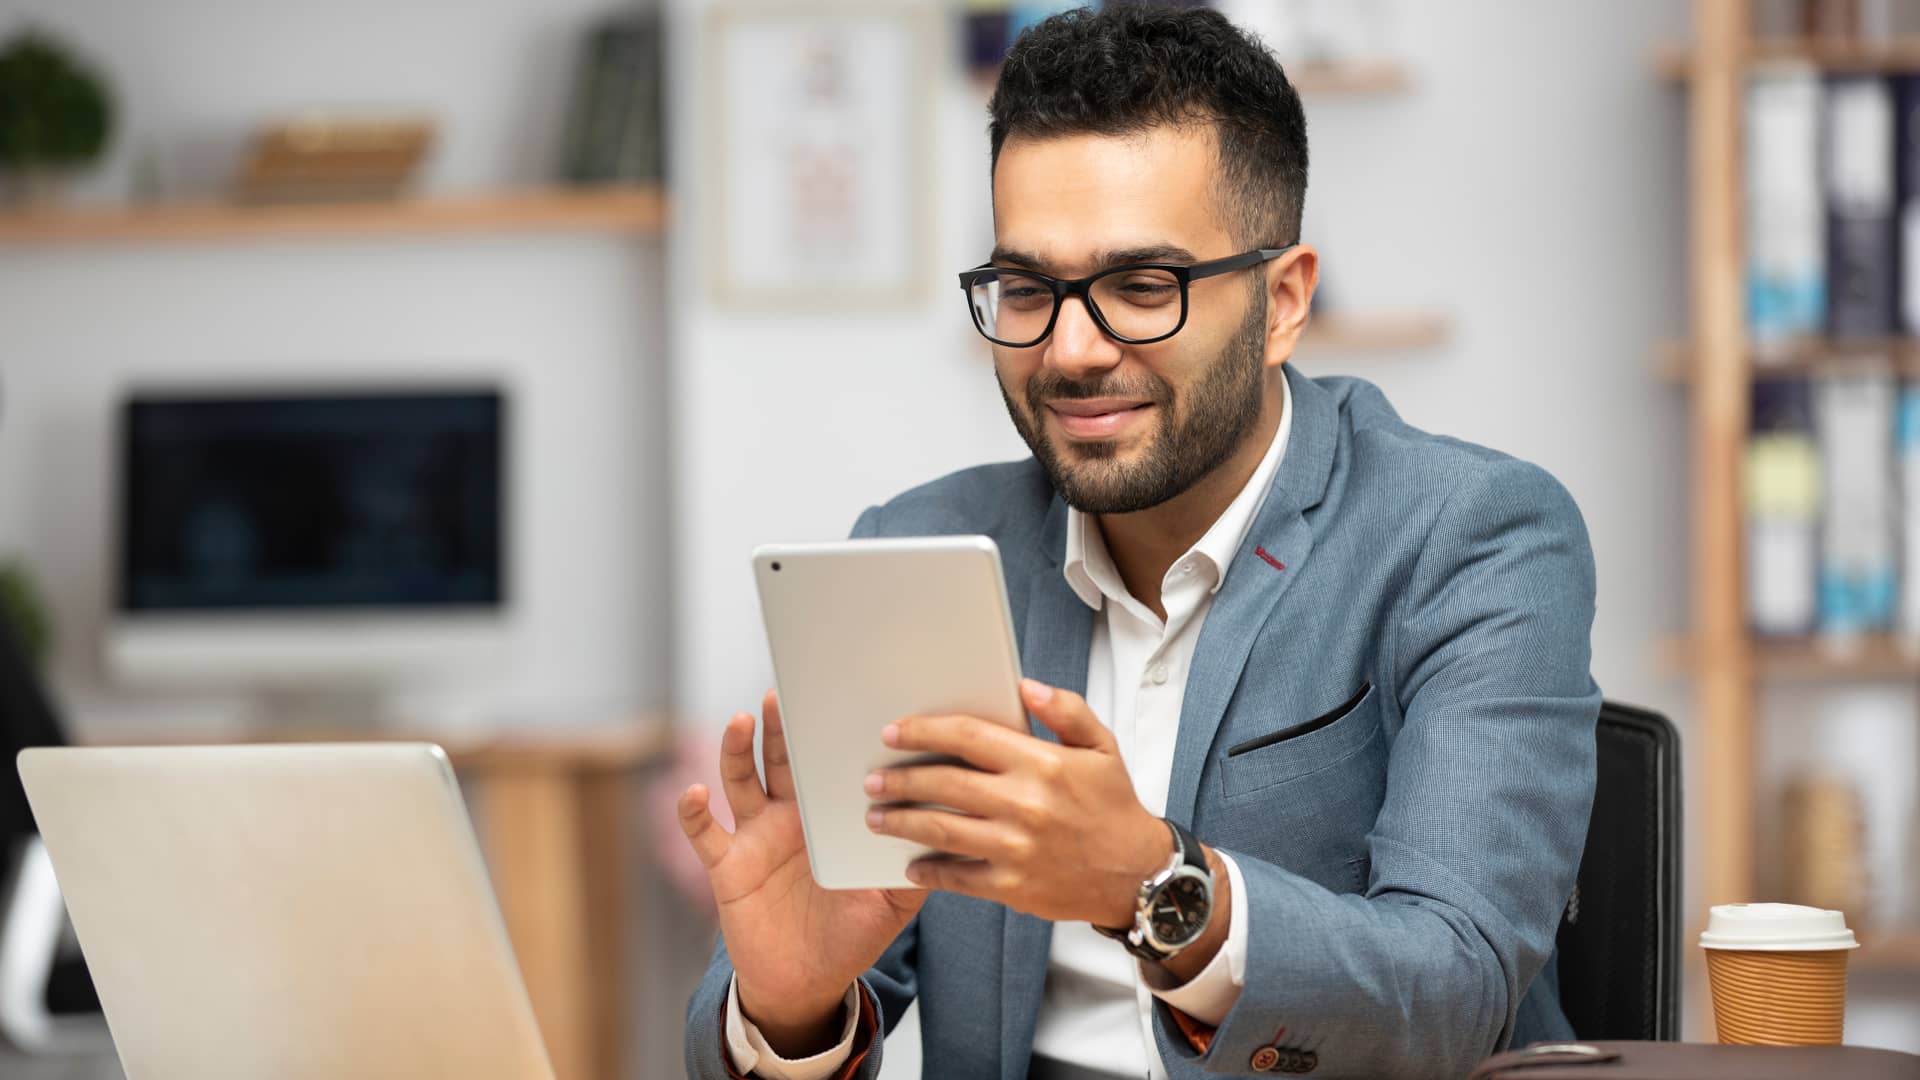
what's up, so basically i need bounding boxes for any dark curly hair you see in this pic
[988,4,1308,248]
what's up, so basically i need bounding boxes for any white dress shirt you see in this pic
[728,376,1293,1080]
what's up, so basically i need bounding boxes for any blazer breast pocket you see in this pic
[1220,682,1383,800]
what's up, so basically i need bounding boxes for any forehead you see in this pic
[991,125,1231,274]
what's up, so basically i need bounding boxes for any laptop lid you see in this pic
[17,744,554,1080]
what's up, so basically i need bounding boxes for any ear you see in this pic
[1262,244,1319,370]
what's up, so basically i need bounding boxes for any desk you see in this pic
[90,722,672,1080]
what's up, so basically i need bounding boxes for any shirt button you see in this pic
[1250,1047,1281,1072]
[1149,663,1169,685]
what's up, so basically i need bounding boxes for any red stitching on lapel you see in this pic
[1255,546,1285,571]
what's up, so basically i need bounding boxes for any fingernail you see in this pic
[1022,678,1053,705]
[866,808,885,830]
[881,723,900,746]
[863,772,884,795]
[905,863,924,884]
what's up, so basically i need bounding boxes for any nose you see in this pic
[1041,295,1124,381]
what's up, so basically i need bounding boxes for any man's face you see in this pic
[989,124,1270,515]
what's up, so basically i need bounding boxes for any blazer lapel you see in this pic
[1000,501,1090,1080]
[1165,365,1341,826]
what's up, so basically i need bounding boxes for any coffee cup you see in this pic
[1698,902,1857,1045]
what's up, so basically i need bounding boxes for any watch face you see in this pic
[1149,872,1210,945]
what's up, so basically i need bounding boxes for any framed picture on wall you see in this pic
[704,2,936,309]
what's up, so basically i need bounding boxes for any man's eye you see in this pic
[1116,281,1178,303]
[999,284,1052,308]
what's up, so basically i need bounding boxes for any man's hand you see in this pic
[678,691,927,1058]
[863,678,1172,928]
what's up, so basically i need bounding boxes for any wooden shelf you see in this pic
[1658,337,1920,381]
[1288,60,1412,96]
[1662,634,1920,680]
[1657,35,1920,78]
[0,186,666,247]
[1301,311,1448,352]
[976,59,1412,97]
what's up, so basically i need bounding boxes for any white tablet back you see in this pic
[17,744,553,1080]
[753,536,1025,889]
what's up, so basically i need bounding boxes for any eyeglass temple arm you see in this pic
[1184,245,1298,281]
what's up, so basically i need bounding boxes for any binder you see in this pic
[1824,77,1898,337]
[1746,69,1826,356]
[1814,370,1899,639]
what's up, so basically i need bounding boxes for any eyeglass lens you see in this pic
[967,267,1186,346]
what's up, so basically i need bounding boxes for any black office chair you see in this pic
[1553,700,1682,1041]
[0,610,107,1052]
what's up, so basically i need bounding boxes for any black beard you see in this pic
[997,299,1268,515]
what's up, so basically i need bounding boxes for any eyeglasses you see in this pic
[957,246,1295,348]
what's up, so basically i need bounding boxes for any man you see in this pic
[681,7,1599,1079]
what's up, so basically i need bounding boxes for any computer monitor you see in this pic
[105,386,509,719]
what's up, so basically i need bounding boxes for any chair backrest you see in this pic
[1554,701,1681,1041]
[0,612,68,842]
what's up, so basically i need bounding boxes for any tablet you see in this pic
[752,536,1027,889]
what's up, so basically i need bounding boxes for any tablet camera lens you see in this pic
[771,562,781,572]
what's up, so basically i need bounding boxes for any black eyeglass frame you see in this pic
[957,245,1297,348]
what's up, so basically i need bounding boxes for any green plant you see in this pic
[0,561,51,667]
[0,30,112,171]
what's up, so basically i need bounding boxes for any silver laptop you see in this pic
[17,744,555,1080]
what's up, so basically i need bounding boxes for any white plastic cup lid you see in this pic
[1698,903,1859,951]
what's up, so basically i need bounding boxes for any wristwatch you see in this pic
[1094,818,1213,962]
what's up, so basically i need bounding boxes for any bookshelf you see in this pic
[1663,633,1920,680]
[1658,337,1920,379]
[1658,35,1920,79]
[1666,0,1920,986]
[0,186,666,247]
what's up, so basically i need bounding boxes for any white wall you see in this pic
[0,0,672,735]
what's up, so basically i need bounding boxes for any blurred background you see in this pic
[0,0,1912,1077]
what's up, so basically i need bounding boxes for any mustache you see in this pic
[1025,372,1173,407]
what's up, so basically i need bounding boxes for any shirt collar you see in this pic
[1062,369,1294,611]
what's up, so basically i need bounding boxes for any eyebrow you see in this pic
[988,243,1200,274]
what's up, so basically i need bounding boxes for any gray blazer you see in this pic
[687,365,1600,1080]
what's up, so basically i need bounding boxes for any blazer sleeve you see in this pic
[684,921,920,1080]
[684,503,921,1080]
[1151,458,1600,1080]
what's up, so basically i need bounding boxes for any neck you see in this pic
[1098,370,1285,620]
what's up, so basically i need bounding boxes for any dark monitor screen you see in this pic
[118,390,506,613]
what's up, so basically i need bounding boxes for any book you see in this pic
[1894,75,1920,335]
[1898,383,1920,645]
[1746,69,1826,355]
[1747,379,1821,637]
[1824,76,1898,337]
[1815,370,1899,640]
[560,14,665,186]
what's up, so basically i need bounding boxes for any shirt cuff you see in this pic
[724,975,861,1080]
[1144,849,1249,1027]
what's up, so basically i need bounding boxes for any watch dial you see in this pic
[1150,876,1208,942]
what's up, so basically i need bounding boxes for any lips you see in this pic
[1045,398,1153,439]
